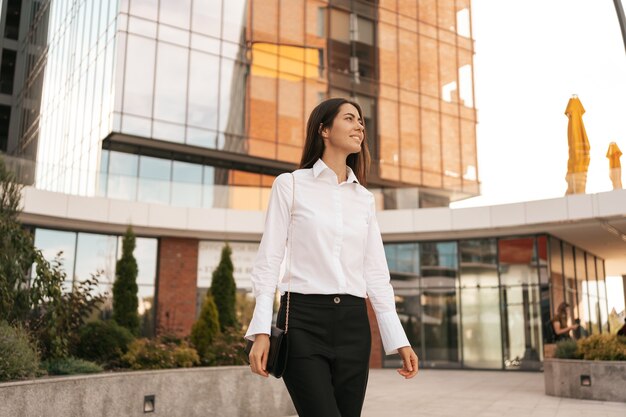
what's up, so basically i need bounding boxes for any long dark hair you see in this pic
[299,98,371,186]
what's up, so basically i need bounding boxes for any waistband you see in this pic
[280,292,366,306]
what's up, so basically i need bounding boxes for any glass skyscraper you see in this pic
[8,0,478,206]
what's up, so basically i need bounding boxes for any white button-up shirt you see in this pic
[244,158,410,355]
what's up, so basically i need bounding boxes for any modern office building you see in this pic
[1,0,623,371]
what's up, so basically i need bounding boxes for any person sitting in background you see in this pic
[552,302,578,341]
[617,318,626,337]
[572,318,588,339]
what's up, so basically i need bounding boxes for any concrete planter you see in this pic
[544,358,626,402]
[0,366,295,417]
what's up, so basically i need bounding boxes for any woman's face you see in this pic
[322,103,364,155]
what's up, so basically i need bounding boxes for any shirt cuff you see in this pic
[244,293,275,341]
[376,310,411,355]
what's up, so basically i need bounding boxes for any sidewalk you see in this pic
[286,369,626,417]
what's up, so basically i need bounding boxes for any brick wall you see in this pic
[367,299,383,368]
[156,237,199,337]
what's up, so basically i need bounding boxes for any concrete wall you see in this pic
[544,358,626,402]
[0,366,295,417]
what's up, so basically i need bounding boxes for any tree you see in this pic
[0,157,35,323]
[210,243,238,331]
[112,227,139,335]
[0,157,105,359]
[190,293,220,362]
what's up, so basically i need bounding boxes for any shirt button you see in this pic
[334,296,341,304]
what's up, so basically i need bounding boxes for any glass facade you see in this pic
[16,0,119,193]
[33,227,158,336]
[12,0,478,206]
[383,235,609,370]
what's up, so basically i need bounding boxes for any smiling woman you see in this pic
[244,98,418,417]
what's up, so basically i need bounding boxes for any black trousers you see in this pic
[277,292,371,417]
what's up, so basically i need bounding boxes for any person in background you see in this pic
[552,302,579,341]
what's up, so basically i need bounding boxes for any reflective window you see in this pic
[138,156,171,204]
[549,237,564,314]
[219,58,246,135]
[188,51,219,130]
[159,0,191,29]
[107,151,138,200]
[129,0,157,21]
[586,254,600,334]
[33,228,77,284]
[172,161,202,207]
[192,0,222,38]
[222,0,248,44]
[153,43,188,124]
[459,239,502,369]
[75,232,118,296]
[596,259,609,333]
[123,35,156,118]
[499,238,542,370]
[420,242,459,365]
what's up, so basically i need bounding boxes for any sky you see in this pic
[456,0,626,314]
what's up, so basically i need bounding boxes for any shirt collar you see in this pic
[312,158,360,185]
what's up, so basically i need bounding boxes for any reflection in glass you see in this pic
[154,43,188,124]
[192,0,222,38]
[159,0,191,29]
[421,238,460,367]
[33,228,77,282]
[596,259,609,333]
[188,51,219,130]
[123,35,156,118]
[586,254,600,334]
[459,239,502,369]
[75,232,118,299]
[219,59,247,153]
[107,151,138,200]
[499,238,543,370]
[549,237,564,315]
[222,0,247,44]
[138,156,171,205]
[129,0,157,21]
[172,161,202,207]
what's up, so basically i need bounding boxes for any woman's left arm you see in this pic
[363,195,418,379]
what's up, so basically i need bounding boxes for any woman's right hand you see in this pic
[249,334,270,377]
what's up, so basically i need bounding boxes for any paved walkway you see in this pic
[286,369,626,417]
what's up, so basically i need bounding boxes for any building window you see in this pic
[33,228,158,337]
[0,105,10,152]
[1,49,17,94]
[4,0,22,40]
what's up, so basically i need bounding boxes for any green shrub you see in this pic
[113,227,139,335]
[42,357,102,375]
[210,244,238,331]
[122,338,199,370]
[74,320,134,368]
[554,339,580,359]
[0,321,40,381]
[190,294,220,362]
[202,326,248,366]
[577,334,626,361]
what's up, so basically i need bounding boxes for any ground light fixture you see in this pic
[143,395,155,413]
[580,375,592,387]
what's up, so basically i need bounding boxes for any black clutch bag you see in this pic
[244,173,295,379]
[244,325,288,378]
